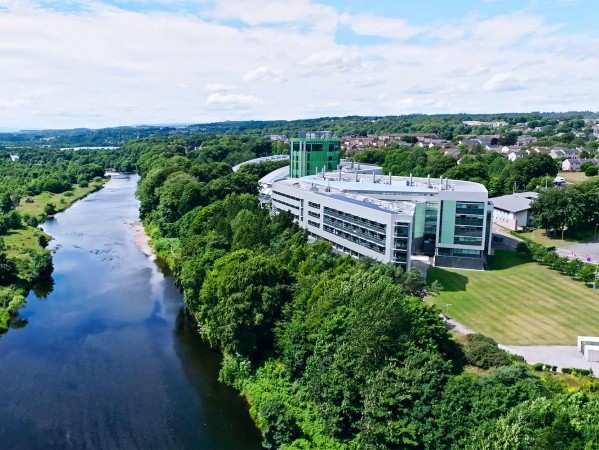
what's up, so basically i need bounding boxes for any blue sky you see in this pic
[0,0,597,129]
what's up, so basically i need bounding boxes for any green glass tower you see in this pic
[290,132,341,178]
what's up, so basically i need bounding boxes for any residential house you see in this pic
[562,158,599,172]
[517,135,537,146]
[507,150,527,162]
[549,148,581,159]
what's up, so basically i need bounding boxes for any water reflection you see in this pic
[0,174,262,449]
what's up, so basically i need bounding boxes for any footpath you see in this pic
[446,315,598,377]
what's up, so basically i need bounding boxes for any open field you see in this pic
[4,227,47,261]
[5,179,108,265]
[16,180,106,219]
[559,171,598,184]
[427,251,599,345]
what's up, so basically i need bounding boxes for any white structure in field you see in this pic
[578,336,599,362]
[260,161,494,271]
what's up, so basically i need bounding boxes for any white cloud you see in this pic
[300,50,363,73]
[205,83,238,91]
[0,1,596,128]
[339,12,423,40]
[483,72,525,92]
[243,66,287,83]
[206,92,265,106]
[209,0,337,27]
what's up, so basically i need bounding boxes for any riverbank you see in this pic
[129,220,155,260]
[0,178,110,333]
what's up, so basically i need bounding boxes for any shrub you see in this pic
[259,397,300,449]
[218,353,253,390]
[44,203,57,216]
[532,363,544,371]
[38,234,49,249]
[463,334,512,369]
[562,368,573,374]
[7,295,26,313]
[516,241,530,254]
[26,215,39,227]
[0,307,10,332]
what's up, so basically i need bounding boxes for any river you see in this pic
[0,174,263,449]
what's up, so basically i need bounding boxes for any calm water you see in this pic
[0,175,263,449]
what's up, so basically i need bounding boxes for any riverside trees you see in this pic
[132,134,599,449]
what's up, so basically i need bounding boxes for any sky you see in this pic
[0,0,598,129]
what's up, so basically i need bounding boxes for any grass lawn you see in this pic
[4,227,47,260]
[516,229,590,247]
[427,250,599,345]
[516,227,599,247]
[5,179,108,268]
[17,180,106,219]
[559,171,598,184]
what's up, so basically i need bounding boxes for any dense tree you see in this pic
[198,250,290,359]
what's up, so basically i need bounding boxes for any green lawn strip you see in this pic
[17,180,107,219]
[427,250,599,345]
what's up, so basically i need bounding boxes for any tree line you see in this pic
[354,146,558,197]
[0,146,134,332]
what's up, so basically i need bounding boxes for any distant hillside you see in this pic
[1,112,598,148]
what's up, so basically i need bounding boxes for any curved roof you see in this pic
[232,154,289,172]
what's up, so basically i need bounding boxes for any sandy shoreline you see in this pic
[129,220,156,260]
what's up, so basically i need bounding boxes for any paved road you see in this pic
[446,316,598,376]
[556,241,599,265]
[500,345,599,377]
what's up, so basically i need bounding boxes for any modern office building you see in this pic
[260,161,494,271]
[289,131,341,178]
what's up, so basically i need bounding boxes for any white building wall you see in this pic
[271,183,413,270]
[492,208,530,230]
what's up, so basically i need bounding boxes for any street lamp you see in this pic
[446,303,452,317]
[595,223,598,240]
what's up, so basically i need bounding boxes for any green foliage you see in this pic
[44,203,57,216]
[30,251,53,282]
[0,253,17,285]
[0,307,9,332]
[198,250,290,359]
[585,165,599,177]
[7,295,26,313]
[260,397,301,449]
[463,334,512,369]
[129,131,599,450]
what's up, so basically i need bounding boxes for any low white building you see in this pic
[491,192,538,231]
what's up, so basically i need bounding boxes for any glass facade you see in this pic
[393,223,409,267]
[453,201,485,246]
[290,138,341,178]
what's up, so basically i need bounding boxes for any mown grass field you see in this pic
[427,251,599,345]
